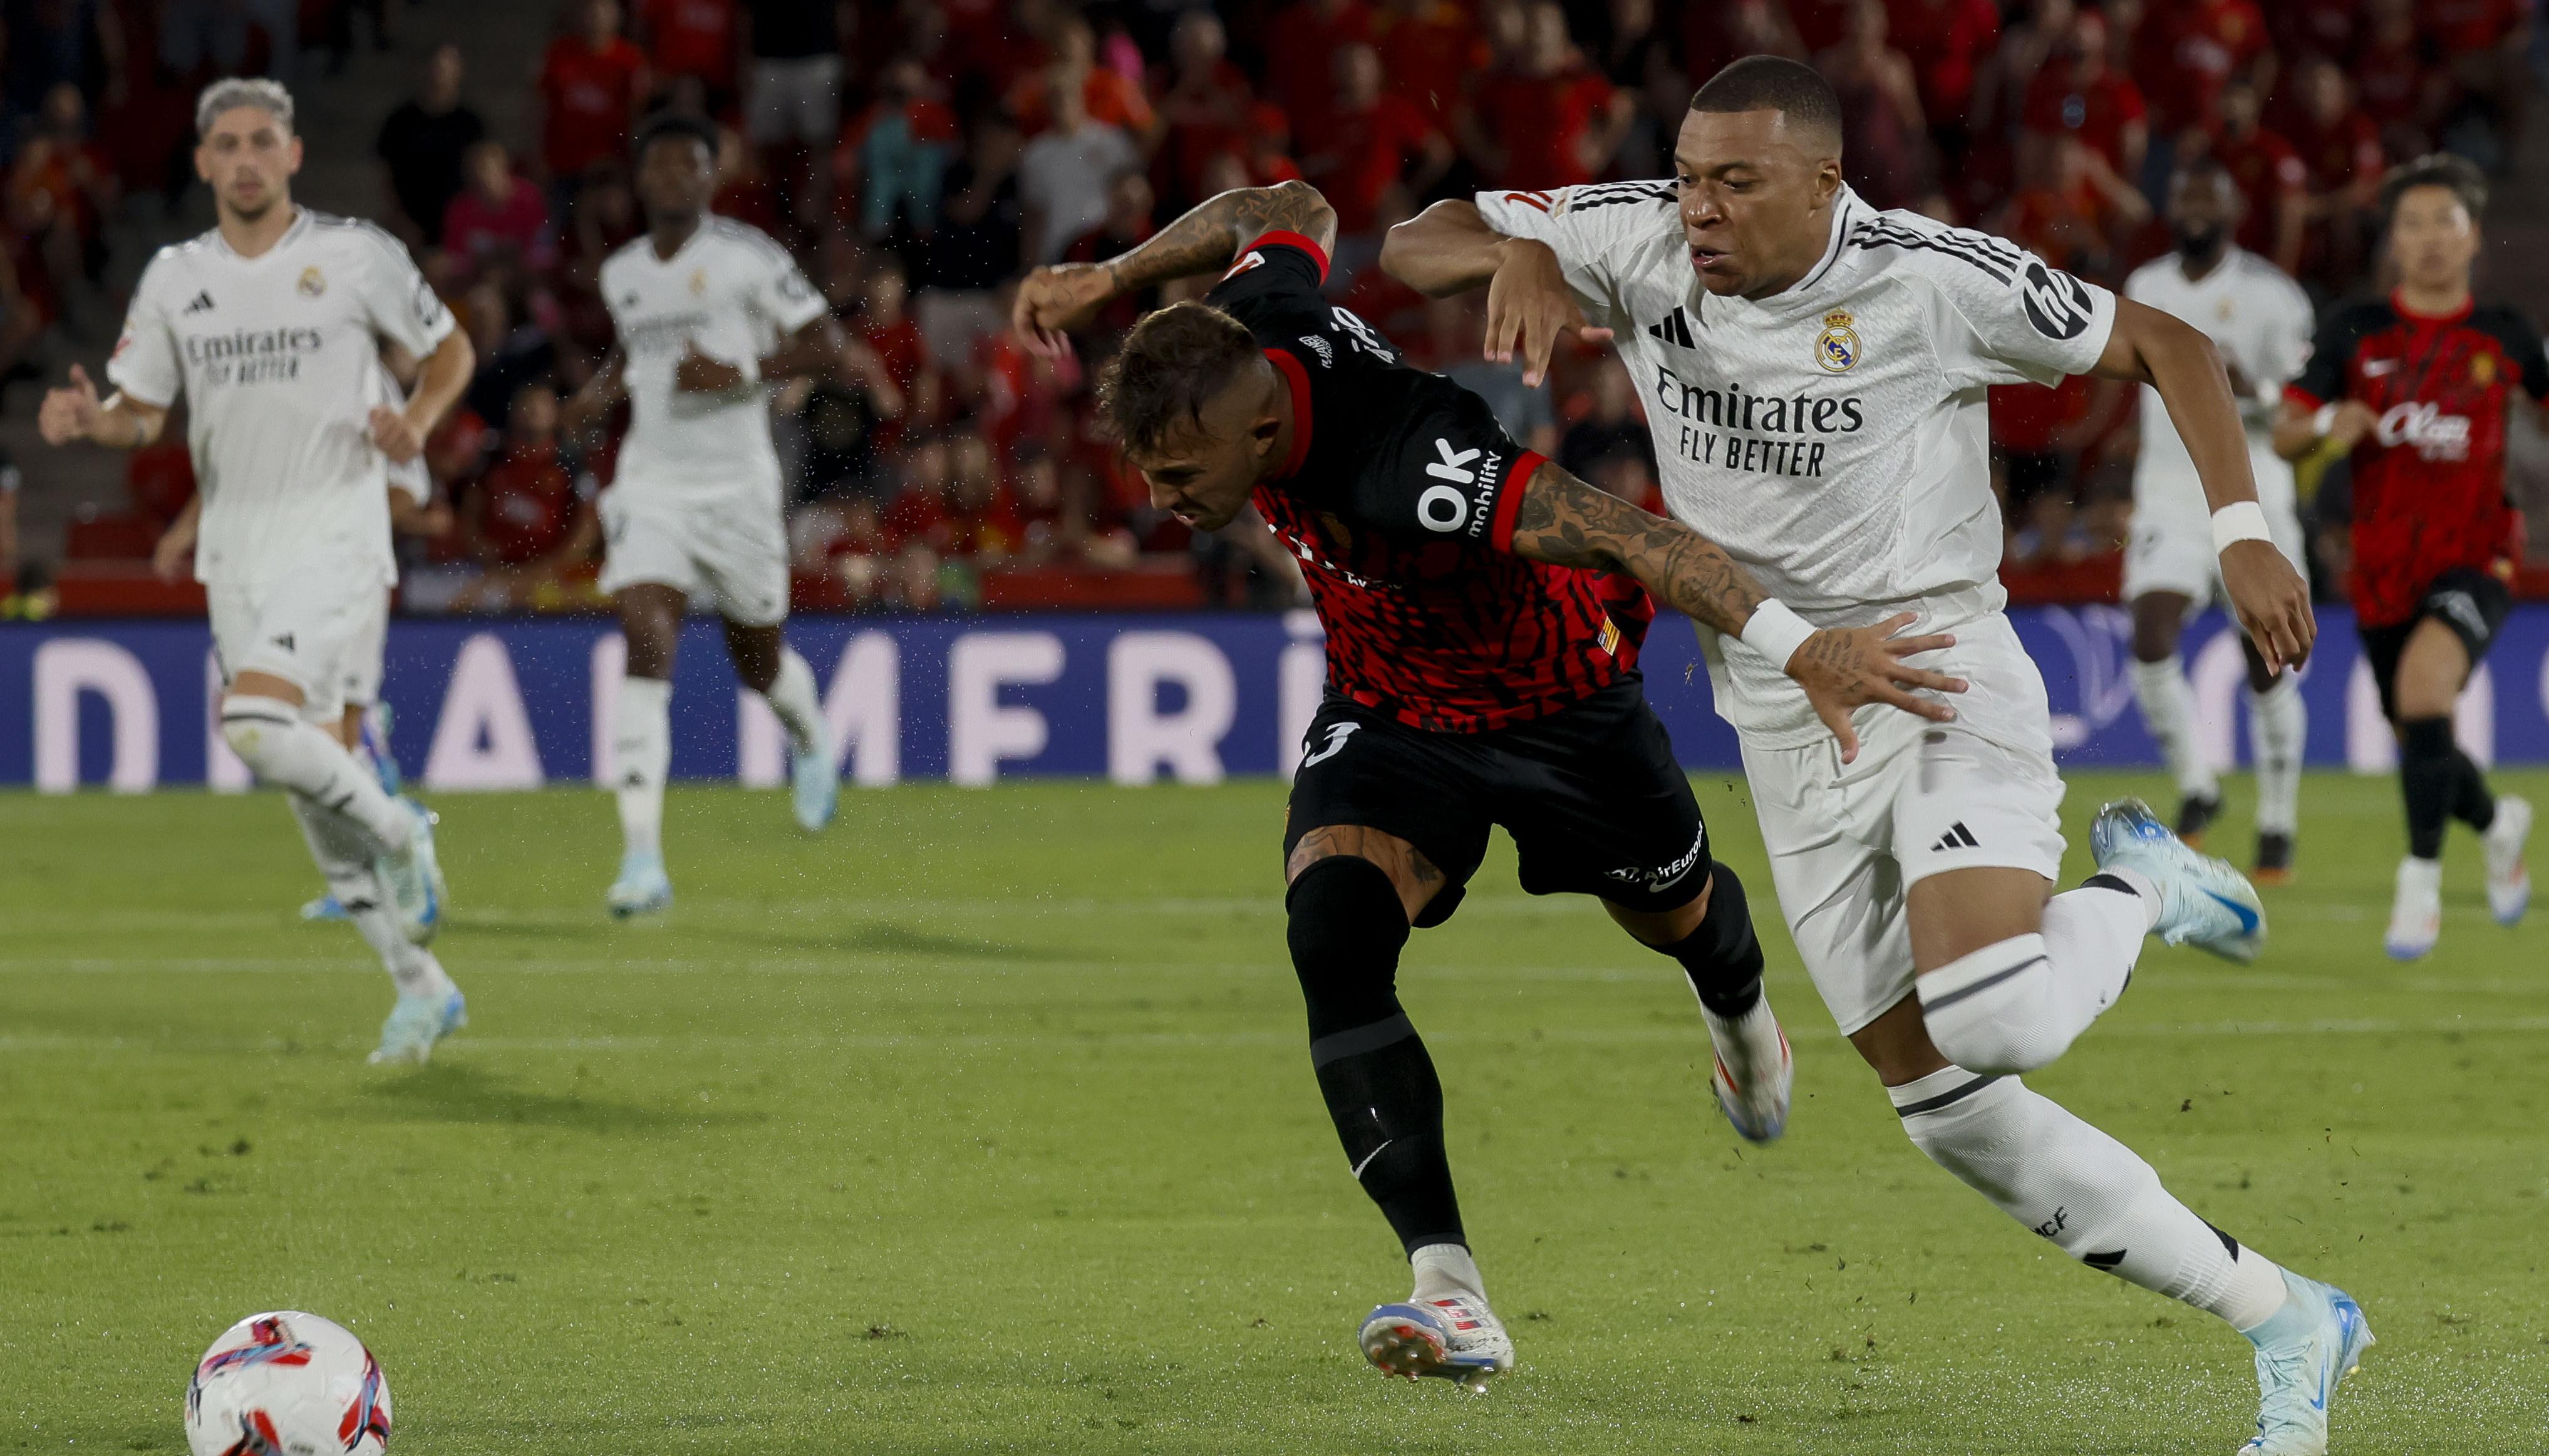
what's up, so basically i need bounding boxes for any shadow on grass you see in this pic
[692,919,1065,961]
[351,1062,753,1133]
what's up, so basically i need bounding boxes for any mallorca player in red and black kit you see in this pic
[1013,180,1963,1388]
[2275,153,2540,958]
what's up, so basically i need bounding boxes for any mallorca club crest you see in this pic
[2472,351,2497,386]
[1816,309,1861,373]
[297,266,326,297]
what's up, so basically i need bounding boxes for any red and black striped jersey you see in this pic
[2288,294,2549,626]
[1206,231,1652,733]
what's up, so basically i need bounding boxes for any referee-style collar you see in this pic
[212,205,312,262]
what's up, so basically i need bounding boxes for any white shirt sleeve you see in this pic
[1471,182,1673,334]
[353,228,457,359]
[748,239,827,337]
[1915,234,2118,390]
[105,251,184,409]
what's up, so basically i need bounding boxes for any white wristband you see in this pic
[2210,500,2273,554]
[1741,599,1817,671]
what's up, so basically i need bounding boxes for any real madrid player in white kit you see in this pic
[1385,58,2370,1453]
[38,80,477,1063]
[2122,158,2317,878]
[563,113,847,917]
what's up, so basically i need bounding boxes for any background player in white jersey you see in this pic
[2121,159,2317,879]
[36,79,477,1063]
[1385,58,2369,1455]
[563,113,849,919]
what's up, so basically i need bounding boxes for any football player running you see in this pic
[1016,178,1965,1390]
[39,80,474,1063]
[563,113,852,918]
[1384,56,2366,1453]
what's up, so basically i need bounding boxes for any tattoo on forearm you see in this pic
[1109,182,1336,292]
[1507,465,1766,636]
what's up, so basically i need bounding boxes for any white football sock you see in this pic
[2129,655,2216,802]
[613,675,672,858]
[1915,882,2147,1074]
[220,696,410,852]
[1409,1241,1486,1300]
[759,646,830,758]
[1890,1066,2288,1331]
[2247,674,2307,836]
[288,792,453,999]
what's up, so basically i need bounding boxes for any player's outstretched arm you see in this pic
[562,351,629,441]
[37,364,165,451]
[2092,297,2315,671]
[370,327,475,465]
[1013,181,1338,351]
[1381,200,1611,388]
[1506,459,1965,762]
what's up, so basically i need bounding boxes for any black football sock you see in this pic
[2401,718,2456,859]
[1646,863,1764,1018]
[2448,747,2498,832]
[1288,855,1464,1254]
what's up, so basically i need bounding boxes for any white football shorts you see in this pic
[2122,475,2307,609]
[339,587,390,710]
[597,482,790,627]
[208,570,385,724]
[1734,604,2069,1037]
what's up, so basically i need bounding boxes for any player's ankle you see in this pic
[1409,1242,1483,1301]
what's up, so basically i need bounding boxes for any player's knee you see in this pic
[1641,865,1764,1017]
[1914,932,2074,1075]
[219,695,304,767]
[1286,854,1412,1041]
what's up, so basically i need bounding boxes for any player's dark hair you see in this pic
[1096,302,1265,455]
[2381,152,2488,226]
[633,110,720,165]
[1688,56,1844,150]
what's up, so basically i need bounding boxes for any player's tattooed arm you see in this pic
[1012,182,1339,352]
[1507,460,1966,740]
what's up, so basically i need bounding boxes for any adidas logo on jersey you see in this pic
[182,291,216,315]
[1930,822,1980,852]
[268,632,296,653]
[1645,307,1695,348]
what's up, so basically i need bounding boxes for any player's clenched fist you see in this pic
[1484,238,1611,388]
[368,404,425,463]
[1011,262,1117,355]
[1782,613,1968,765]
[38,364,103,445]
[2221,539,2315,672]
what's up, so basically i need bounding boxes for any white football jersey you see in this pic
[2121,246,2312,515]
[1476,182,2117,745]
[375,360,431,505]
[598,217,827,502]
[108,209,454,589]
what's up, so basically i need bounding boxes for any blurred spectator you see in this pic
[2202,80,2305,276]
[442,142,557,279]
[2352,0,2448,162]
[1372,0,1486,128]
[1817,0,1933,213]
[1462,2,1633,188]
[1010,15,1161,150]
[1992,132,2145,277]
[741,0,847,153]
[1883,0,2001,157]
[1266,0,1375,145]
[2287,54,2384,292]
[453,384,601,611]
[711,122,786,233]
[377,44,487,250]
[458,280,558,429]
[2139,0,2273,144]
[1971,0,2072,144]
[0,244,45,389]
[1298,43,1450,239]
[9,0,122,131]
[636,0,737,96]
[2018,9,2146,188]
[1062,172,1160,335]
[8,82,116,302]
[1558,360,1657,500]
[2431,0,2530,168]
[853,256,936,455]
[841,55,960,240]
[916,115,1024,365]
[1153,9,1254,211]
[538,0,651,186]
[1430,294,1557,455]
[1018,77,1139,264]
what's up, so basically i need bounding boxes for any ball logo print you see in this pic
[2020,260,2093,340]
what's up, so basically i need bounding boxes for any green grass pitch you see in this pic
[3,770,2546,1453]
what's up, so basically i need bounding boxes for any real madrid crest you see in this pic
[1816,309,1859,373]
[297,265,326,297]
[689,267,708,296]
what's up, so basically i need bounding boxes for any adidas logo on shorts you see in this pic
[1930,822,1980,852]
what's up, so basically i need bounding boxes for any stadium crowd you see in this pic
[6,0,2545,612]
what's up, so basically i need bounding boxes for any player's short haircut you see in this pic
[2381,152,2488,225]
[1097,302,1265,457]
[633,110,721,163]
[1688,56,1844,152]
[195,78,294,139]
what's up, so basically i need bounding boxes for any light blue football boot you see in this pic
[2238,1269,2375,1455]
[790,742,839,832]
[608,849,673,919]
[2090,798,2266,963]
[368,987,467,1065]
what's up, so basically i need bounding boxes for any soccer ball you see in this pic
[182,1311,391,1456]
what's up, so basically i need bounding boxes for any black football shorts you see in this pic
[2357,565,2513,723]
[1283,675,1711,927]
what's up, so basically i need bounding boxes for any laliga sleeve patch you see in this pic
[2020,259,2094,341]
